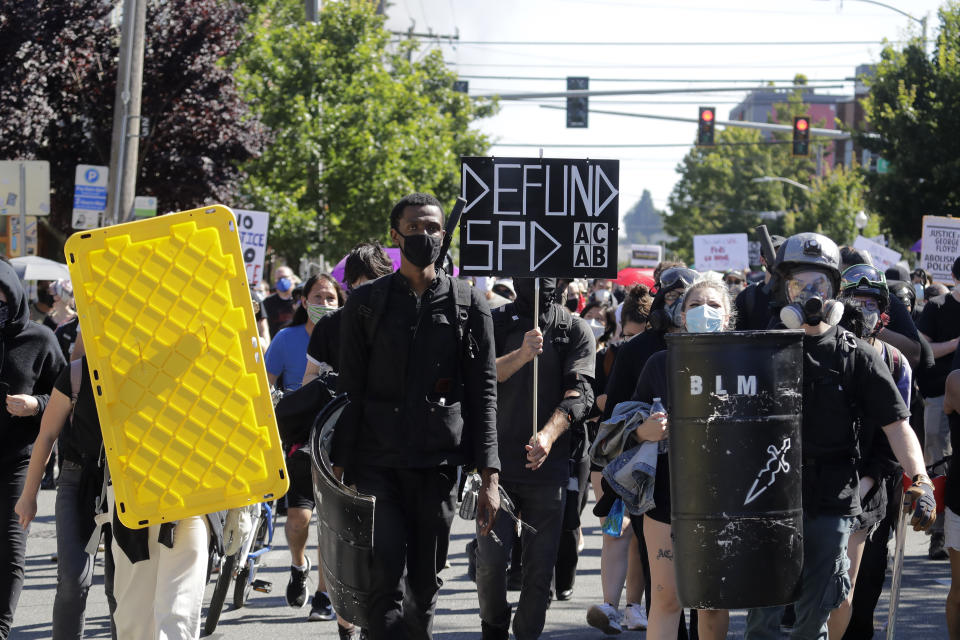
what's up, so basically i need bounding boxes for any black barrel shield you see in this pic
[309,394,376,627]
[666,330,804,610]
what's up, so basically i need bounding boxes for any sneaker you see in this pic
[586,603,623,635]
[285,558,311,608]
[308,590,336,621]
[930,531,949,560]
[623,603,648,630]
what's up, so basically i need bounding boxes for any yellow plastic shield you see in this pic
[64,205,288,529]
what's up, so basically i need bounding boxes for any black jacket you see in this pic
[333,272,499,472]
[0,260,66,451]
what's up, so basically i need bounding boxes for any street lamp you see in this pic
[828,0,928,51]
[751,176,812,192]
[855,210,869,235]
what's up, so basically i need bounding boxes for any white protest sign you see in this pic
[693,233,749,272]
[233,209,270,287]
[630,244,662,268]
[852,235,901,273]
[921,215,960,284]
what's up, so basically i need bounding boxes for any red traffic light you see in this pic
[795,117,809,132]
[701,109,715,122]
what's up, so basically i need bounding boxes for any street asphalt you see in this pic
[12,487,952,639]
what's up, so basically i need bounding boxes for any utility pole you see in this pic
[106,0,147,227]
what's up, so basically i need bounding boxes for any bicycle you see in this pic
[203,500,277,636]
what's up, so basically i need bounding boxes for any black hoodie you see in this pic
[0,260,66,451]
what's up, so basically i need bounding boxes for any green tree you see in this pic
[860,1,960,244]
[236,0,496,264]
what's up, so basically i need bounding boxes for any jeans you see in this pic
[0,445,30,640]
[745,514,853,640]
[476,482,565,640]
[349,465,458,640]
[53,460,116,640]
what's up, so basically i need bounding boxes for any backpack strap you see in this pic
[359,274,393,348]
[451,277,474,358]
[550,306,573,362]
[835,328,862,463]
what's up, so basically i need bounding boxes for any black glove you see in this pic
[906,480,937,531]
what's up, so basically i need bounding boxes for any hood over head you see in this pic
[0,260,31,336]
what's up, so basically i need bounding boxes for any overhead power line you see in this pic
[397,38,905,47]
[447,62,857,69]
[491,140,834,149]
[458,75,856,83]
[477,84,844,100]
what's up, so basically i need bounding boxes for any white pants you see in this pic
[112,516,209,640]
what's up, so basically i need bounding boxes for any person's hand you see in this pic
[635,412,668,443]
[7,394,38,417]
[223,506,253,555]
[519,328,543,363]
[15,493,37,530]
[525,430,553,470]
[906,477,937,531]
[477,469,500,536]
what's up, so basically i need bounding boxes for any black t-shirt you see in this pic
[54,357,102,463]
[917,293,960,397]
[306,310,342,372]
[802,326,909,516]
[734,281,775,331]
[494,306,595,486]
[602,330,667,420]
[54,316,81,362]
[262,293,295,338]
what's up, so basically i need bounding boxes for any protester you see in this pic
[628,278,734,640]
[828,265,912,638]
[15,349,116,639]
[943,367,960,639]
[744,232,935,639]
[262,265,298,337]
[264,273,345,623]
[265,273,343,394]
[333,192,500,640]
[734,235,785,330]
[580,300,615,348]
[722,269,746,296]
[476,277,595,640]
[31,283,59,332]
[301,242,394,385]
[297,243,392,633]
[0,259,66,640]
[917,256,960,560]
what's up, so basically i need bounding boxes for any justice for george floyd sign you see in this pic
[459,156,619,279]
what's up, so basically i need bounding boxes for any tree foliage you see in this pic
[860,1,960,244]
[665,90,871,264]
[235,0,496,264]
[0,0,265,252]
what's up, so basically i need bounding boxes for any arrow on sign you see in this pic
[530,221,562,271]
[461,163,490,214]
[594,165,619,217]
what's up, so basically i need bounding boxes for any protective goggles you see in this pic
[786,270,834,303]
[658,267,698,290]
[840,264,887,291]
[844,295,881,314]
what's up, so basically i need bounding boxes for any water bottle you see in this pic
[651,397,669,454]
[601,498,625,537]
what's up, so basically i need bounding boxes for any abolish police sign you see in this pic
[459,156,619,278]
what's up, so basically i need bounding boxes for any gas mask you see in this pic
[779,270,843,329]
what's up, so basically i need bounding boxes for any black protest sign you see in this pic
[459,156,619,278]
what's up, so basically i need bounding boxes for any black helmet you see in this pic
[840,264,889,313]
[774,232,841,294]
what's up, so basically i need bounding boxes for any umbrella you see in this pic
[10,256,71,282]
[615,267,656,290]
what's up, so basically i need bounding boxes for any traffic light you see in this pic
[793,116,810,156]
[566,77,588,128]
[697,107,716,146]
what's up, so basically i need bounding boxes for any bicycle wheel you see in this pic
[204,553,237,636]
[234,564,252,609]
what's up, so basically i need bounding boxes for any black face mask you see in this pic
[514,278,557,317]
[397,231,443,269]
[37,291,54,307]
[565,297,579,312]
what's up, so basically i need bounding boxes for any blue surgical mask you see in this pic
[275,277,292,293]
[685,304,725,333]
